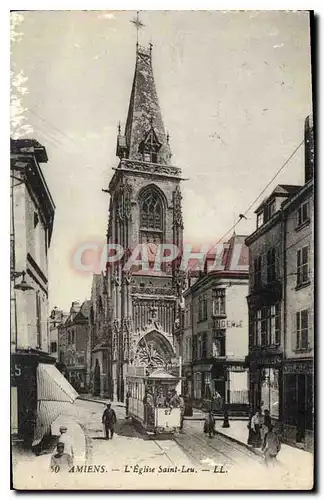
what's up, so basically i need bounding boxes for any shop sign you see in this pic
[227,365,245,372]
[11,363,23,384]
[215,319,243,329]
[283,362,313,375]
[258,356,282,367]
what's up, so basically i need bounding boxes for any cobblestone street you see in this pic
[13,399,313,490]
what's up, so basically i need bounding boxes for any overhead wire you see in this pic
[214,138,305,245]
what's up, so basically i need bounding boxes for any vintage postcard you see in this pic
[10,9,314,490]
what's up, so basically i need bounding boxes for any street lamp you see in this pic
[222,367,230,428]
[12,271,34,292]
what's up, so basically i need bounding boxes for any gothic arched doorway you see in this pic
[93,359,101,396]
[134,330,175,371]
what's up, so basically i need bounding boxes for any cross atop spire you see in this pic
[130,11,145,45]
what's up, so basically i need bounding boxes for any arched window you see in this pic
[141,190,162,231]
[139,187,165,261]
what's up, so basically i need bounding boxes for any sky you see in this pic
[10,10,313,311]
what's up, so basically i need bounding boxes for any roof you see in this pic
[10,138,48,163]
[147,368,177,379]
[254,184,301,213]
[189,233,249,276]
[123,45,171,165]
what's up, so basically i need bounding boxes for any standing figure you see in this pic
[204,410,216,438]
[261,409,272,449]
[125,388,131,418]
[102,403,117,440]
[262,424,281,466]
[58,426,74,460]
[249,410,262,448]
[50,442,73,472]
[155,387,166,407]
[170,389,181,408]
[165,390,173,407]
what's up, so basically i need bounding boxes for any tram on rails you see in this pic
[126,367,185,435]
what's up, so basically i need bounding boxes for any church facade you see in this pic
[91,44,185,402]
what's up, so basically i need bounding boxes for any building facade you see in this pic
[96,43,185,402]
[58,300,91,393]
[11,139,77,449]
[88,273,112,397]
[180,234,249,413]
[48,306,65,360]
[245,115,314,451]
[281,115,314,450]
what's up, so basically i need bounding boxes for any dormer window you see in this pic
[264,199,276,223]
[139,127,161,163]
[257,211,264,228]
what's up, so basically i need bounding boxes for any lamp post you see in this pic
[222,367,230,428]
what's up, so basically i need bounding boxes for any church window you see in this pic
[140,190,163,231]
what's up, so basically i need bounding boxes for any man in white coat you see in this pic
[58,426,74,460]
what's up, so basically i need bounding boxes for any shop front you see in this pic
[11,349,78,449]
[247,351,282,420]
[193,363,224,412]
[283,358,313,452]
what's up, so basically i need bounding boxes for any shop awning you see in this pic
[33,363,78,446]
[37,363,78,402]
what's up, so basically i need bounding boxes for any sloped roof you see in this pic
[123,45,171,165]
[254,184,301,213]
[147,368,177,379]
[74,300,92,322]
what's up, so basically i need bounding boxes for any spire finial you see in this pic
[118,122,121,134]
[130,11,145,46]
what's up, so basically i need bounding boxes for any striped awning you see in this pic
[32,363,78,446]
[37,363,78,402]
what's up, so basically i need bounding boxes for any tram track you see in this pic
[123,416,262,471]
[125,417,180,468]
[173,426,263,468]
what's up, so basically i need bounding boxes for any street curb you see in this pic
[215,429,263,458]
[77,396,125,407]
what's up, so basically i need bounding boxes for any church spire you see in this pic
[116,43,172,165]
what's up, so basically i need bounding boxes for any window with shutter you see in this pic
[297,246,309,286]
[296,202,310,228]
[296,309,309,350]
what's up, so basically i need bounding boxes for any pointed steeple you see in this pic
[116,44,171,165]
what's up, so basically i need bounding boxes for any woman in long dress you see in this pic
[249,410,262,447]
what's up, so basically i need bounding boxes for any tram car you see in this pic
[126,367,185,435]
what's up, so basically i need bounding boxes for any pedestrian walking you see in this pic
[50,442,73,472]
[204,410,216,438]
[58,425,74,459]
[248,410,262,448]
[102,402,117,440]
[262,423,281,466]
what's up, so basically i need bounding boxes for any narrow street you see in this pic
[13,399,312,490]
[32,399,304,489]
